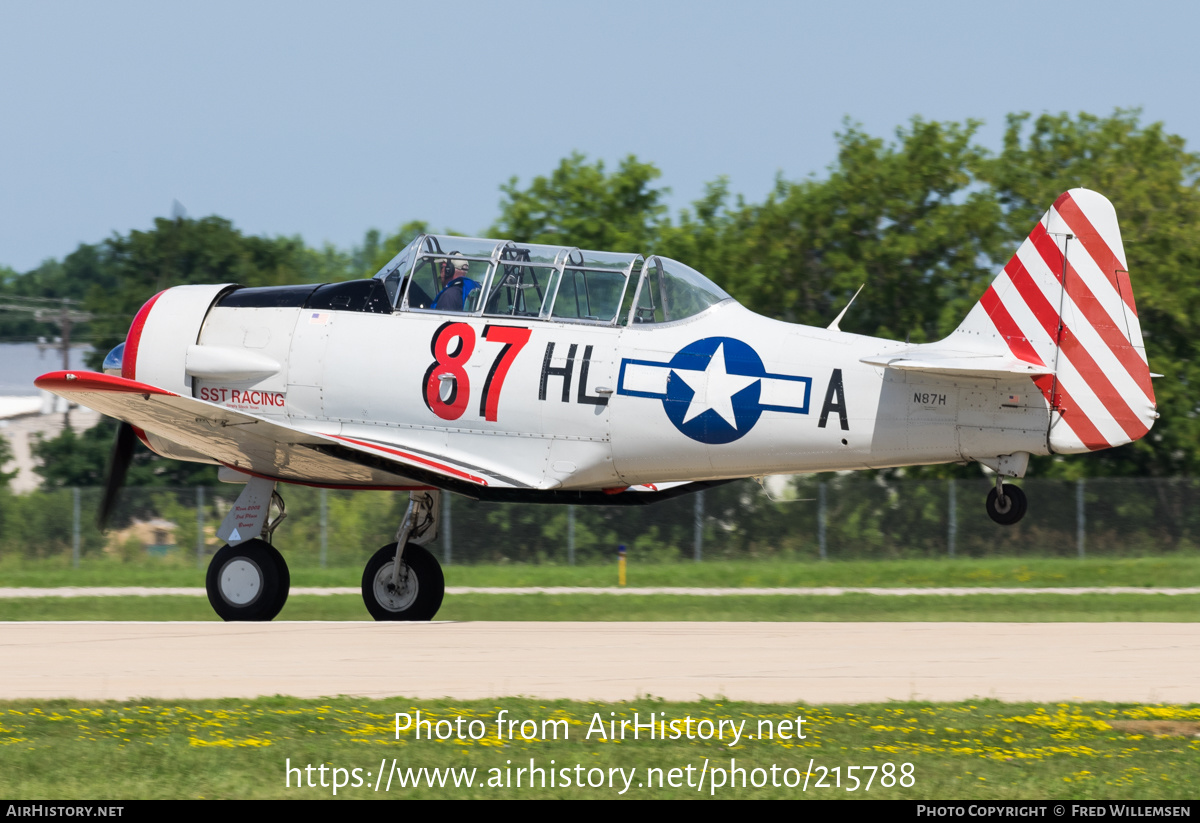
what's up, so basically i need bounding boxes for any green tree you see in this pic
[490,153,667,252]
[656,177,738,292]
[0,244,105,342]
[369,220,432,274]
[85,216,313,369]
[707,118,1003,340]
[0,433,15,487]
[31,417,217,491]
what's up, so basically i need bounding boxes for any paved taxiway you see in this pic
[1,622,1196,703]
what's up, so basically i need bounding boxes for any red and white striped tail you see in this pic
[953,189,1156,454]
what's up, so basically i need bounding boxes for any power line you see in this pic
[0,297,95,426]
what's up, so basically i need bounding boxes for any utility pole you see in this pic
[0,296,93,426]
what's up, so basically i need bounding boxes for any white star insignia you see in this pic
[673,343,759,429]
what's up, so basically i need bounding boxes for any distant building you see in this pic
[107,518,179,556]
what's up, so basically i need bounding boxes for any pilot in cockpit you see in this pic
[431,252,480,311]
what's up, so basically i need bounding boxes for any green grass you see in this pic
[5,555,1200,589]
[2,592,1199,622]
[1,696,1196,799]
[6,555,1199,622]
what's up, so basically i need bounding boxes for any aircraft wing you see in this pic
[34,371,535,494]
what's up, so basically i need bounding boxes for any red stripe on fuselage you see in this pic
[331,435,488,486]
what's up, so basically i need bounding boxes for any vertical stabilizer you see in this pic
[950,189,1156,453]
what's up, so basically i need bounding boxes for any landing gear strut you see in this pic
[362,490,445,621]
[205,477,292,621]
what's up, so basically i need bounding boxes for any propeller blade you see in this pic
[97,422,136,531]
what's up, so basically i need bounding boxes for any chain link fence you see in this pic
[2,476,1198,567]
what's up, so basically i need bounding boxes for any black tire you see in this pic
[361,542,444,621]
[264,543,290,620]
[205,539,289,621]
[986,484,1027,525]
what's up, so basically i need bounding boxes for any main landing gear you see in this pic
[206,485,291,621]
[206,538,290,621]
[205,479,445,622]
[361,490,445,621]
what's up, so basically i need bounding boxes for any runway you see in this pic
[1,622,1196,704]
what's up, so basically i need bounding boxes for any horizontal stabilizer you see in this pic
[860,351,1052,379]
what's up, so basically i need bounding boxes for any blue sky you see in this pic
[2,0,1197,272]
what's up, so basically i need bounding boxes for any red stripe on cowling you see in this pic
[121,290,167,381]
[1053,192,1137,317]
[1029,223,1155,403]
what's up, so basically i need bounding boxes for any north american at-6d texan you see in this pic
[37,189,1158,622]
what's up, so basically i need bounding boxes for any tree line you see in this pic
[4,108,1198,485]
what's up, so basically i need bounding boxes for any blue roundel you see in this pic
[663,337,764,444]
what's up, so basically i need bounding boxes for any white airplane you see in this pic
[37,188,1156,622]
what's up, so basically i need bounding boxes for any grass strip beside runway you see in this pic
[1,696,1196,799]
[3,556,1200,589]
[2,592,1200,621]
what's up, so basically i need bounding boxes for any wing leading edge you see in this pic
[34,371,724,504]
[34,371,516,494]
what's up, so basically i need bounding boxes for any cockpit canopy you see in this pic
[373,234,731,325]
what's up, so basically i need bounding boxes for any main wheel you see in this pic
[206,539,290,621]
[986,484,1027,525]
[362,542,444,621]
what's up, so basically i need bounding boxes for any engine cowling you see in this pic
[120,284,235,395]
[114,284,234,462]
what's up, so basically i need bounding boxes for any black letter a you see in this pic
[818,368,849,430]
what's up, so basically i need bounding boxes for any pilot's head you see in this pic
[440,253,469,285]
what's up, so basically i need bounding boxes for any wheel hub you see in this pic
[373,561,418,611]
[219,558,263,606]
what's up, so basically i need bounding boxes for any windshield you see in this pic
[630,257,731,324]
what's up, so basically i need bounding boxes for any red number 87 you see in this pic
[422,322,531,422]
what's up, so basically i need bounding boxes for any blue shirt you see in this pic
[431,277,480,311]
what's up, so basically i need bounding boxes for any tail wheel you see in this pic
[986,484,1027,526]
[362,542,444,621]
[205,539,290,621]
